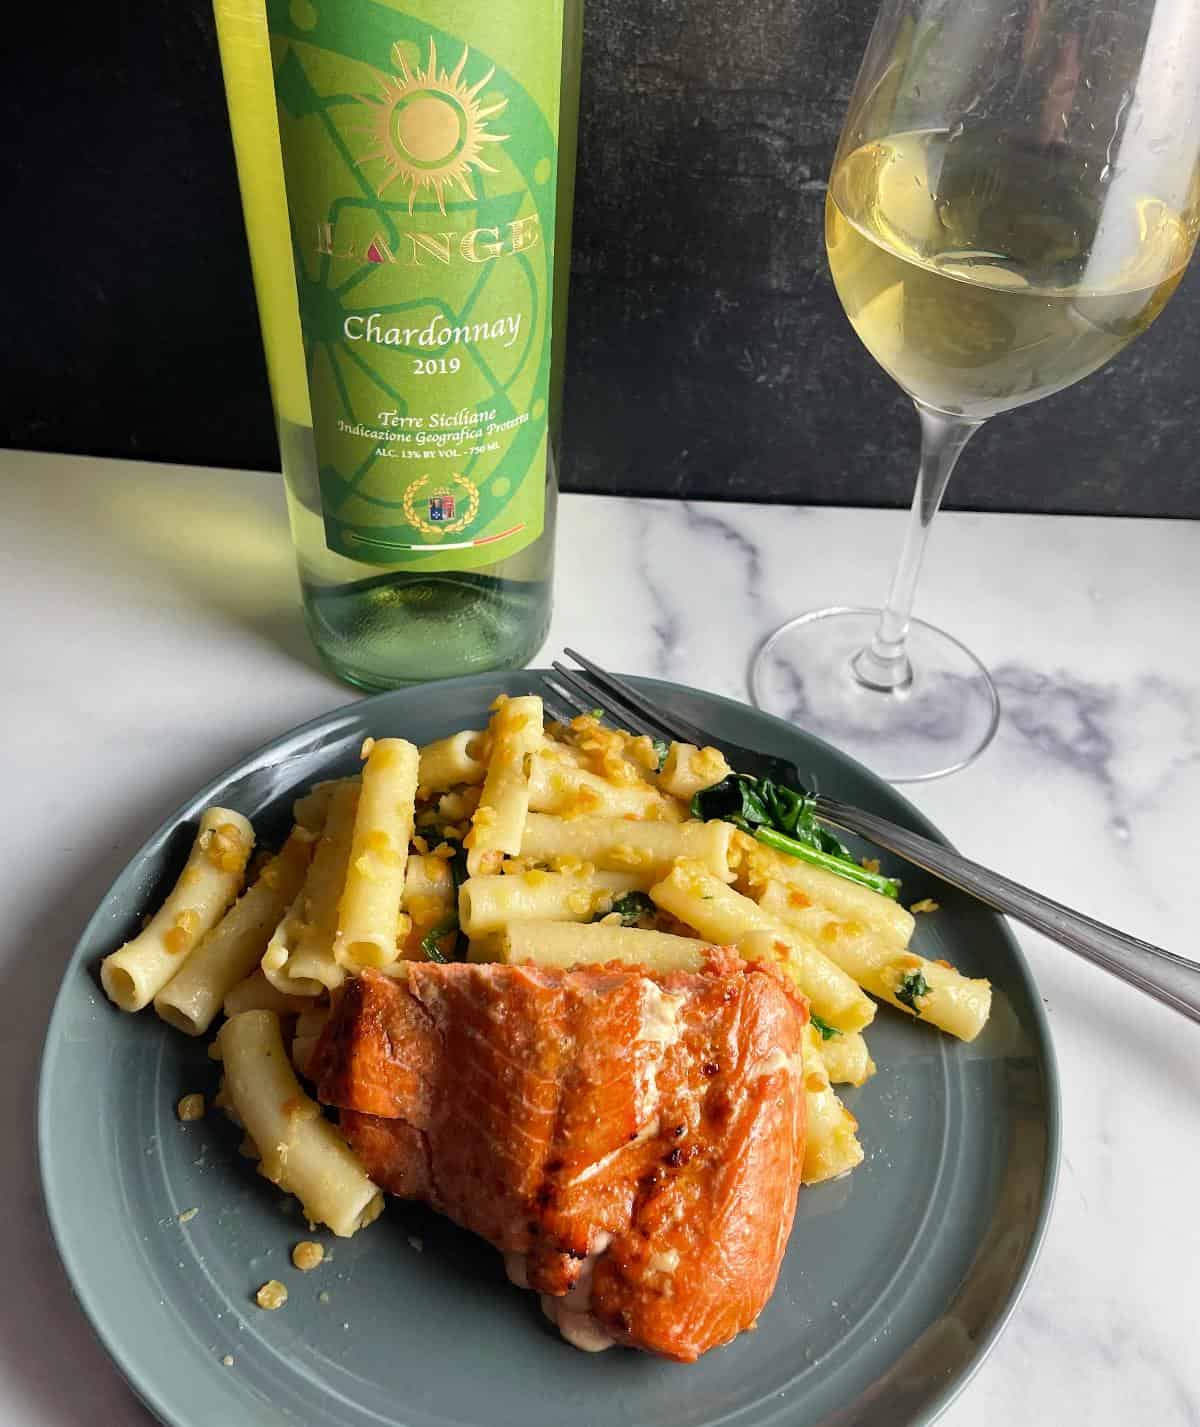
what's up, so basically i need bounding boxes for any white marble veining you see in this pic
[2,448,1198,1425]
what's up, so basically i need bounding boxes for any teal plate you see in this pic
[39,672,1059,1427]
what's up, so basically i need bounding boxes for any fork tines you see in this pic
[548,660,669,743]
[540,676,587,728]
[542,649,712,751]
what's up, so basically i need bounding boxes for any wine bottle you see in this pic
[214,0,582,688]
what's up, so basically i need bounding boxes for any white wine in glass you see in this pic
[752,0,1200,781]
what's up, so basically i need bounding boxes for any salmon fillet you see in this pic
[313,951,807,1361]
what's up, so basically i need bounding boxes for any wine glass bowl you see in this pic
[751,0,1200,781]
[825,130,1195,422]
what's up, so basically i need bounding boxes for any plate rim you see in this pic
[38,669,1061,1427]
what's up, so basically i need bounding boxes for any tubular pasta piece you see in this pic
[528,755,685,823]
[264,781,359,995]
[466,696,545,876]
[649,860,875,1032]
[417,730,487,795]
[335,738,419,969]
[759,882,991,1041]
[398,854,455,961]
[292,779,357,834]
[519,813,734,885]
[101,808,254,1013]
[559,716,661,790]
[655,743,732,802]
[736,834,914,944]
[222,970,316,1019]
[814,1029,876,1087]
[801,1023,865,1184]
[217,1010,383,1237]
[494,920,714,973]
[155,828,313,1036]
[459,868,643,938]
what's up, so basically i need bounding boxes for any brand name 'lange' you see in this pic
[315,215,541,267]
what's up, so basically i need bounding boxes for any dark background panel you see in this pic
[3,0,1198,516]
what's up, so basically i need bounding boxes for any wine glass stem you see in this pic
[852,402,985,692]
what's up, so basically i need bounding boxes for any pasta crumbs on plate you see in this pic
[292,1240,325,1271]
[255,1280,288,1311]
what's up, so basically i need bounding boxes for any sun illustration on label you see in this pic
[351,39,509,214]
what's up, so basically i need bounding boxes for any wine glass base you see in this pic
[750,607,1000,783]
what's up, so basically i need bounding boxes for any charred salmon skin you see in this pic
[313,951,807,1361]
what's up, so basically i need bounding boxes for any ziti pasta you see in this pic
[100,694,989,1240]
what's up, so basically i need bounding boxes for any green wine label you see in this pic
[265,0,564,567]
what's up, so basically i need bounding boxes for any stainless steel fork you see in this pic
[542,649,1200,1026]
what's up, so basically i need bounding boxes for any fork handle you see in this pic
[817,796,1200,1025]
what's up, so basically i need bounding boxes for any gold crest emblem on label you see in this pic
[402,473,481,537]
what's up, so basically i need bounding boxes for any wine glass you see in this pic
[751,0,1200,781]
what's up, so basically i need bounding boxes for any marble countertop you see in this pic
[4,448,1198,1425]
